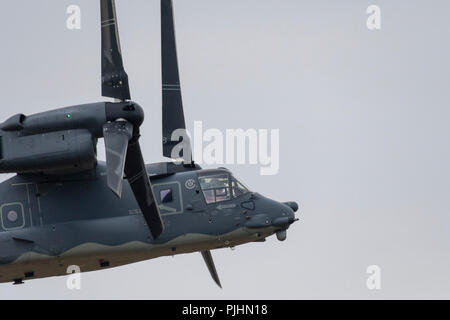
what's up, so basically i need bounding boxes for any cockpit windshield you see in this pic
[198,174,230,204]
[231,176,249,198]
[198,171,250,204]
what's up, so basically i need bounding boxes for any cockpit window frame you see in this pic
[197,171,233,205]
[197,169,251,204]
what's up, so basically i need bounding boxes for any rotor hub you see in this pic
[105,101,144,129]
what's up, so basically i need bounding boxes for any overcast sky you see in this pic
[0,0,449,299]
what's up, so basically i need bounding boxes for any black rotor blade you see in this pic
[201,250,222,288]
[103,121,133,198]
[101,0,131,101]
[161,0,192,162]
[125,138,164,239]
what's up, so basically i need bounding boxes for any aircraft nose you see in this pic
[272,203,298,227]
[272,202,299,241]
[283,201,299,213]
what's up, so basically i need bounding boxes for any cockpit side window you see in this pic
[231,177,249,198]
[198,174,231,204]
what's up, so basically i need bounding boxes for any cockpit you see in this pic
[197,170,250,204]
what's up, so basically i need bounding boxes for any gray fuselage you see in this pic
[0,164,294,284]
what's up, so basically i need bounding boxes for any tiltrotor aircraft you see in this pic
[0,0,298,287]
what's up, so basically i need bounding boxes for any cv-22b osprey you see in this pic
[0,0,299,287]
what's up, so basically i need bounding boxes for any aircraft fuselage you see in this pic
[0,164,295,284]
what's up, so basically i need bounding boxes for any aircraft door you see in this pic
[0,182,39,231]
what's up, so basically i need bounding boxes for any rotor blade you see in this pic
[101,0,131,101]
[201,250,222,288]
[161,0,192,162]
[103,121,133,198]
[125,138,164,238]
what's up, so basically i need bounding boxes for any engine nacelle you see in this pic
[0,101,144,175]
[0,129,97,174]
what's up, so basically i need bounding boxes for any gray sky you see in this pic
[0,0,449,299]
